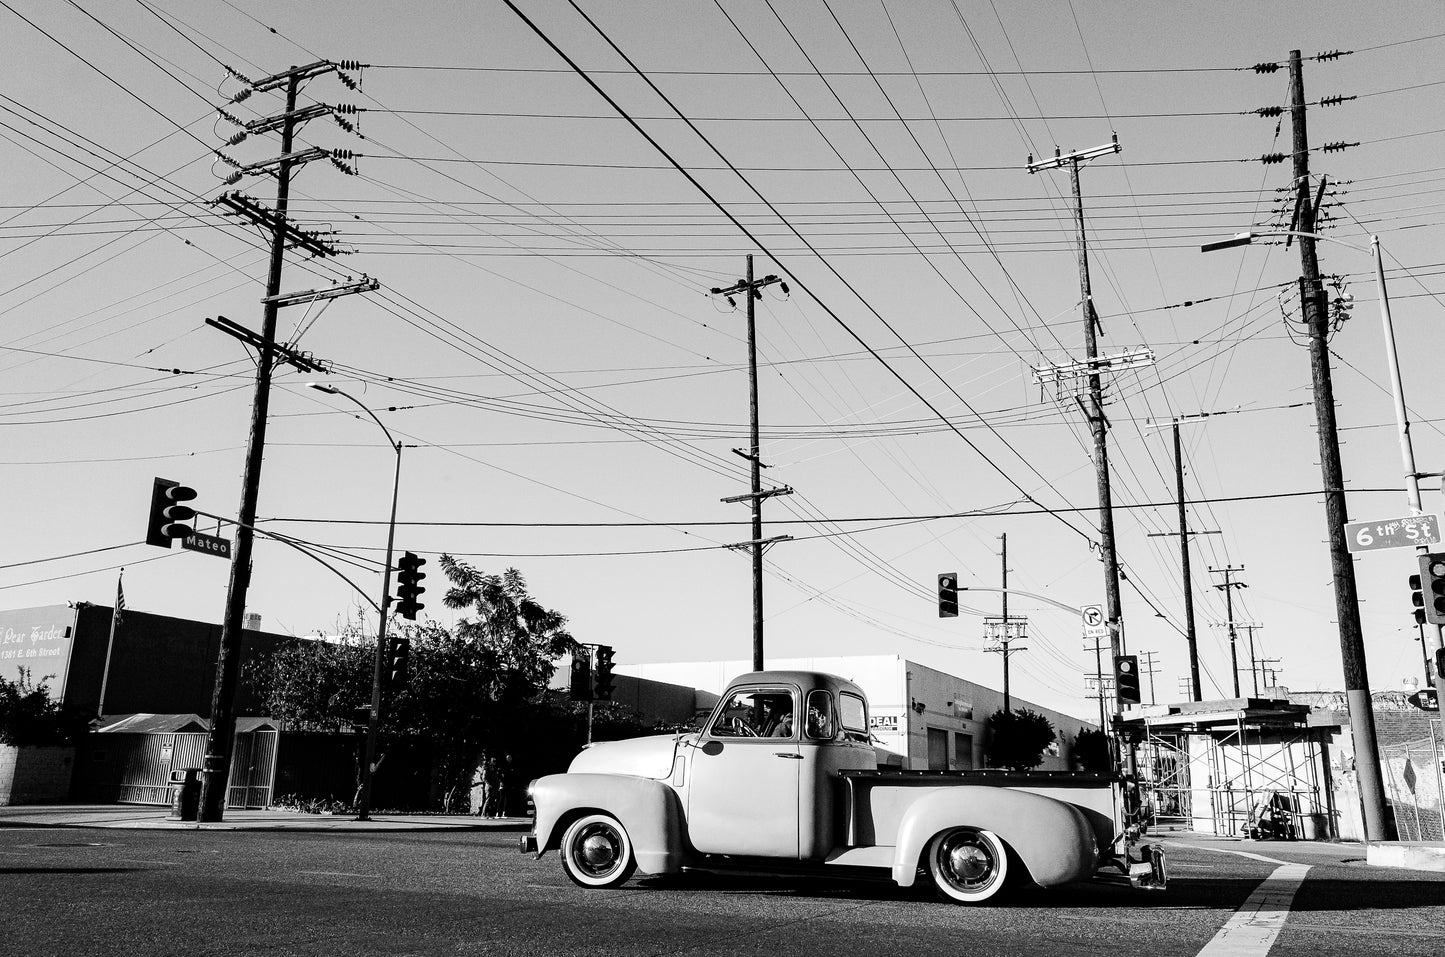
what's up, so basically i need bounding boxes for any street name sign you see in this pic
[181,531,232,560]
[1344,514,1441,553]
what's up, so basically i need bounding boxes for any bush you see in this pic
[983,707,1056,770]
[0,669,90,748]
[1073,728,1112,773]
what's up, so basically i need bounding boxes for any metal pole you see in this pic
[1374,235,1445,713]
[356,439,401,820]
[198,73,299,823]
[1289,49,1391,841]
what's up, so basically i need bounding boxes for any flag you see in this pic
[113,569,125,628]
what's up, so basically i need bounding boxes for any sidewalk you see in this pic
[1153,827,1445,873]
[0,803,531,832]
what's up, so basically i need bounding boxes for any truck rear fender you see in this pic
[530,773,685,876]
[892,787,1097,889]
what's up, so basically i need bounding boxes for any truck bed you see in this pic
[837,768,1121,849]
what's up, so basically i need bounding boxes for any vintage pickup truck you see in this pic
[522,670,1165,903]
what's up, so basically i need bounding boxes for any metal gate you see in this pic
[1381,719,1444,842]
[80,729,277,808]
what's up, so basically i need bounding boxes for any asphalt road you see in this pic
[1,828,1442,957]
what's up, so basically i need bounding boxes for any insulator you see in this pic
[1316,49,1350,61]
[1319,94,1354,107]
[213,150,242,168]
[333,116,356,134]
[1260,152,1287,165]
[226,131,248,146]
[331,148,355,160]
[223,64,253,85]
[216,109,245,127]
[335,60,363,71]
[229,87,252,104]
[1252,62,1281,73]
[1252,106,1285,118]
[334,103,359,114]
[338,73,358,91]
[222,171,242,186]
[1321,141,1358,153]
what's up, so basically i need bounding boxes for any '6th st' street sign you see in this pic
[1344,514,1442,553]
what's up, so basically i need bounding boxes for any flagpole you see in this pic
[98,568,124,718]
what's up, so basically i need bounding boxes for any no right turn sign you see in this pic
[1081,603,1108,638]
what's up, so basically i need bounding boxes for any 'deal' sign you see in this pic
[1344,514,1442,553]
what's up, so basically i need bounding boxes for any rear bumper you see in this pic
[1128,843,1167,890]
[519,832,538,855]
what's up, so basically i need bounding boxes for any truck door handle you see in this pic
[774,752,803,759]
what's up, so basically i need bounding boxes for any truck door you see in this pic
[686,685,801,857]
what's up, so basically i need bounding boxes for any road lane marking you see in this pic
[1171,843,1294,866]
[297,870,374,878]
[1195,863,1310,957]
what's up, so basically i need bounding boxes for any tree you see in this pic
[0,669,90,748]
[1072,728,1112,772]
[984,707,1057,770]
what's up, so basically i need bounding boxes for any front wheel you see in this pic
[926,827,1009,904]
[560,813,637,889]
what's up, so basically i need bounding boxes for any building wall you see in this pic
[1,603,297,718]
[620,655,1099,771]
[0,745,76,806]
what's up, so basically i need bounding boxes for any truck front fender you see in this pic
[892,787,1097,889]
[530,773,685,876]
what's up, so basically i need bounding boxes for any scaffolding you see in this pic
[1126,699,1336,839]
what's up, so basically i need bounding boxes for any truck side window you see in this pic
[838,692,868,743]
[805,690,837,740]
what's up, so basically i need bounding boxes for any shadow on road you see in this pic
[634,871,1445,912]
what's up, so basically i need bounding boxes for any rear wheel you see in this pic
[560,813,637,889]
[926,827,1009,904]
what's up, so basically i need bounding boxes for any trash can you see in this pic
[168,768,201,821]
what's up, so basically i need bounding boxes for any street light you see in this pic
[308,382,403,822]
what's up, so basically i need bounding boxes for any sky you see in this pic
[3,0,1444,722]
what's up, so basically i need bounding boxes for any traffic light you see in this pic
[1419,553,1445,625]
[386,636,411,686]
[1410,572,1428,624]
[1115,654,1141,705]
[938,573,958,618]
[569,649,593,701]
[1437,647,1445,682]
[146,477,197,547]
[395,552,427,620]
[593,644,615,701]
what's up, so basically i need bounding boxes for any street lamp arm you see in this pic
[307,382,399,451]
[1201,229,1370,255]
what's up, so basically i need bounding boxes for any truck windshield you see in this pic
[709,689,795,738]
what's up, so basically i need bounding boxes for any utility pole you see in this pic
[1287,49,1391,841]
[1145,416,1220,702]
[1238,622,1264,697]
[983,534,1028,713]
[1138,650,1160,705]
[1177,676,1194,699]
[197,60,367,823]
[1028,137,1136,710]
[1209,565,1247,698]
[1259,657,1283,692]
[712,256,791,671]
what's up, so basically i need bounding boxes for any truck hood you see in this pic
[567,733,684,779]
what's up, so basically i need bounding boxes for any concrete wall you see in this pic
[0,745,76,805]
